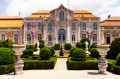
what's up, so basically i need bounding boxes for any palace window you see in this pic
[72,35,75,41]
[38,34,42,40]
[1,34,5,41]
[82,34,86,38]
[72,23,76,30]
[93,34,97,43]
[27,23,31,30]
[59,11,64,21]
[14,34,18,42]
[38,23,42,31]
[82,23,86,30]
[27,34,31,44]
[48,35,52,41]
[93,23,97,30]
[48,23,52,31]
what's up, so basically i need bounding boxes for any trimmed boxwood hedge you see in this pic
[0,63,14,75]
[68,57,98,70]
[68,57,120,75]
[23,57,57,70]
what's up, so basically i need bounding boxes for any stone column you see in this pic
[78,25,80,42]
[102,31,104,44]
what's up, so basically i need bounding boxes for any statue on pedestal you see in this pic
[37,41,40,52]
[85,41,90,55]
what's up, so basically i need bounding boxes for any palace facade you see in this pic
[0,4,119,45]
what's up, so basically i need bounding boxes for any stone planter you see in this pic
[12,44,26,75]
[97,45,110,74]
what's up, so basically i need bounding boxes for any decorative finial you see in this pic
[19,12,21,16]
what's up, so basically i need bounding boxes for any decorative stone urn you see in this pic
[97,45,110,74]
[12,44,26,75]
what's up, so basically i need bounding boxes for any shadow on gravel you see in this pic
[87,72,98,75]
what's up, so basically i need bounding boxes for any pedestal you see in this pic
[12,44,26,75]
[98,58,108,74]
[85,48,90,55]
[37,48,40,52]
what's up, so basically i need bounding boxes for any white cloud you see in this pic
[5,0,120,20]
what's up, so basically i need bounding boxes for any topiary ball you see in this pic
[46,47,55,56]
[39,40,45,44]
[90,48,100,58]
[39,43,45,48]
[116,53,120,66]
[76,42,82,48]
[0,48,15,65]
[54,43,60,50]
[72,48,86,58]
[70,47,78,56]
[40,47,52,60]
[64,43,72,50]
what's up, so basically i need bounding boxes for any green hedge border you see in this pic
[0,63,14,75]
[24,57,57,70]
[0,57,57,75]
[68,57,120,75]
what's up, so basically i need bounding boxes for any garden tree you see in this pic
[39,40,45,48]
[90,48,100,58]
[40,47,52,60]
[39,40,45,44]
[80,37,90,49]
[70,47,78,56]
[2,39,13,48]
[89,43,97,51]
[0,48,15,65]
[107,37,120,59]
[54,43,60,50]
[64,43,72,50]
[76,42,82,48]
[71,48,86,61]
[116,53,120,66]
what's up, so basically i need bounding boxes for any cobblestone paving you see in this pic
[0,58,120,79]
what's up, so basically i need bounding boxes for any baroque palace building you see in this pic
[0,4,119,45]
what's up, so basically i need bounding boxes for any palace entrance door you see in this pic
[58,29,66,44]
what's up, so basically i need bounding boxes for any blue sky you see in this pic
[0,0,120,20]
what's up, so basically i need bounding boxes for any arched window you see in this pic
[38,23,42,30]
[48,35,52,41]
[27,23,31,30]
[93,23,97,30]
[59,11,64,21]
[82,23,86,30]
[72,35,75,41]
[48,23,52,31]
[72,23,76,30]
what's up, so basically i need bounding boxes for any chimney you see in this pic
[108,15,111,18]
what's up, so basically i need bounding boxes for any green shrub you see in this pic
[116,53,120,66]
[76,42,82,48]
[0,40,4,47]
[46,47,55,56]
[72,48,86,58]
[26,44,35,50]
[40,47,52,60]
[68,57,98,70]
[23,49,34,56]
[0,48,15,65]
[90,48,100,58]
[0,63,14,75]
[23,57,57,69]
[21,55,29,58]
[39,43,45,48]
[54,43,60,50]
[39,40,45,44]
[90,43,97,48]
[71,57,86,61]
[64,43,72,50]
[107,37,120,59]
[32,55,39,60]
[2,39,13,48]
[70,47,78,56]
[80,37,90,48]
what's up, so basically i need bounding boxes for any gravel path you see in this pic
[0,58,120,79]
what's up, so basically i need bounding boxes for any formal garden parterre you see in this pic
[0,38,120,75]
